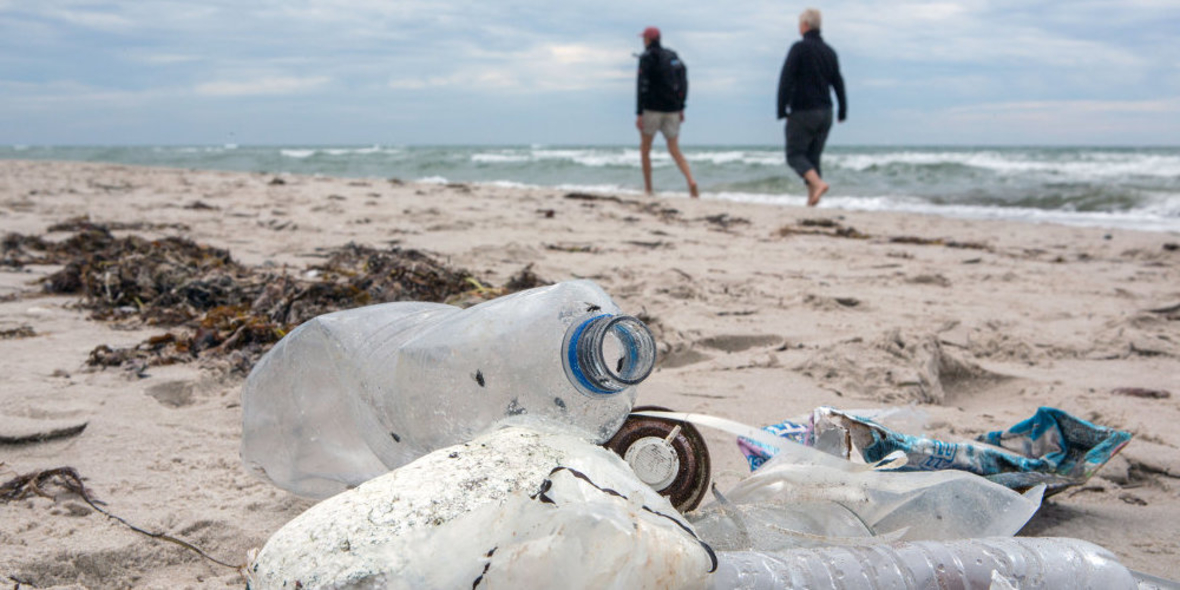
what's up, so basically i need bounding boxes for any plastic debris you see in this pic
[241,280,656,498]
[603,406,712,513]
[738,406,1131,495]
[247,426,716,590]
[636,411,1044,542]
[708,537,1137,590]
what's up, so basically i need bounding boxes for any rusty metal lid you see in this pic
[604,405,711,513]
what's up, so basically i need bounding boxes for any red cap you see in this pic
[641,26,660,41]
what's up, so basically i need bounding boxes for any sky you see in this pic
[2,0,1179,146]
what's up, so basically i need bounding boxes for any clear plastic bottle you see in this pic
[240,280,656,498]
[709,537,1138,590]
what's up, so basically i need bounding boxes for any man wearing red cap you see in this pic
[636,26,699,198]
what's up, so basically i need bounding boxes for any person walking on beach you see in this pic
[636,26,699,198]
[777,8,846,207]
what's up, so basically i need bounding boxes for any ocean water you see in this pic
[4,144,1178,233]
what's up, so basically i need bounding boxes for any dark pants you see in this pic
[785,108,833,179]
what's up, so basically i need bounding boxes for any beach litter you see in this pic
[708,537,1139,589]
[231,279,1180,589]
[240,280,652,497]
[737,406,1132,495]
[247,426,716,590]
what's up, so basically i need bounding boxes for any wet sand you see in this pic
[1,160,1178,587]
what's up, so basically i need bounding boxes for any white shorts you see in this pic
[641,110,681,139]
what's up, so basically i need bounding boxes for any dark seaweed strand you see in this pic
[533,466,718,573]
[471,547,498,589]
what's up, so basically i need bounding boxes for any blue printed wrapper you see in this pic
[738,406,1132,495]
[736,420,810,471]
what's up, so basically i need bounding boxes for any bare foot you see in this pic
[689,183,699,198]
[807,180,829,207]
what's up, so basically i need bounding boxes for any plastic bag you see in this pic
[248,425,715,590]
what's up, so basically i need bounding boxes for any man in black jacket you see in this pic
[777,8,846,206]
[636,26,699,198]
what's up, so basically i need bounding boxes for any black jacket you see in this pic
[636,41,686,114]
[777,30,846,121]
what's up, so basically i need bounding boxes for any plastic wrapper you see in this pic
[739,406,1131,494]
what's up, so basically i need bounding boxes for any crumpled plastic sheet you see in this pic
[738,406,1132,495]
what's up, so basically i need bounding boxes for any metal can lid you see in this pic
[604,405,711,513]
[623,435,681,491]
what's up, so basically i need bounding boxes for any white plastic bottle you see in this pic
[709,537,1138,590]
[240,280,656,498]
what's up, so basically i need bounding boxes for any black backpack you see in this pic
[660,48,688,110]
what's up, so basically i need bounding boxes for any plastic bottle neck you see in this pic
[563,314,656,397]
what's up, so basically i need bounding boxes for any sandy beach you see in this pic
[1,159,1178,588]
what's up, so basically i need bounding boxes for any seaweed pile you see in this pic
[776,218,988,249]
[2,219,547,374]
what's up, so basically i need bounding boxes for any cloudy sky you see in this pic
[2,0,1178,146]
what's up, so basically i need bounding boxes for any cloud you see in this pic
[832,2,1144,70]
[44,7,134,32]
[126,52,203,65]
[2,0,1179,144]
[387,42,632,94]
[0,79,170,109]
[949,97,1180,117]
[194,76,331,97]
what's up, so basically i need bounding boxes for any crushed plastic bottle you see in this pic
[710,537,1138,590]
[240,280,657,498]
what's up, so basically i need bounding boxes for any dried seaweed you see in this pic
[564,192,623,204]
[0,325,36,340]
[545,243,598,253]
[46,215,189,234]
[183,200,219,210]
[1111,387,1171,399]
[889,236,988,250]
[2,233,53,269]
[777,219,870,240]
[701,213,749,229]
[504,263,547,292]
[777,219,988,249]
[3,222,548,374]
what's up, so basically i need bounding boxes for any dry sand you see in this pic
[1,160,1178,588]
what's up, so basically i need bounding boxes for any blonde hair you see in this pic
[800,8,822,30]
